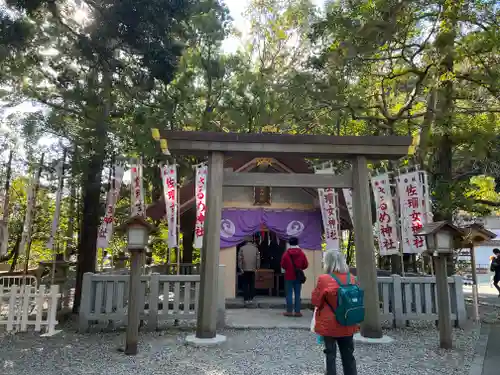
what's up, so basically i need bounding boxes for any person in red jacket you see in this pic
[312,250,358,375]
[280,237,308,317]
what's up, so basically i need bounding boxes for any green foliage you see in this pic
[309,0,500,218]
[1,0,500,272]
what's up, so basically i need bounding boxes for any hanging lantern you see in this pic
[151,128,160,141]
[160,139,170,155]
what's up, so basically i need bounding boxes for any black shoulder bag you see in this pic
[290,253,306,284]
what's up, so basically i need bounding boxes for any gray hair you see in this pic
[323,250,349,274]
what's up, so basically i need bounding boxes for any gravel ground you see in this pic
[0,323,479,375]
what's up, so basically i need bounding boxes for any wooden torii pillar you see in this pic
[351,156,382,337]
[196,151,224,338]
[164,131,412,342]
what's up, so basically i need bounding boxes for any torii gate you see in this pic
[163,131,412,342]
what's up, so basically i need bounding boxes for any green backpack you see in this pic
[326,272,365,326]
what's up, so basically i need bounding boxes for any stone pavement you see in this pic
[465,283,500,375]
[464,285,500,308]
[226,308,312,329]
[480,325,500,375]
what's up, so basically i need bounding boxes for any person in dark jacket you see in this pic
[280,237,308,316]
[238,239,261,302]
[491,248,500,296]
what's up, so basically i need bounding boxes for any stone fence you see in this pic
[78,265,225,332]
[78,269,467,331]
[378,275,467,328]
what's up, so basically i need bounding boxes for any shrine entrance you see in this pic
[222,205,324,299]
[235,231,287,298]
[162,131,412,341]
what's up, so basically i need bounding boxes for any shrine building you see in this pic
[147,156,352,299]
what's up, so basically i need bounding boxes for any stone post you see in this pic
[125,248,143,355]
[469,245,480,323]
[435,255,452,349]
[216,264,226,329]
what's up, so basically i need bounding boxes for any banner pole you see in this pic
[391,170,405,276]
[175,160,180,275]
[160,163,170,268]
[422,171,433,275]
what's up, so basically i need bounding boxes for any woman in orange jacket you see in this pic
[311,250,358,375]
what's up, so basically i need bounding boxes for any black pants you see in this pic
[241,271,255,301]
[323,336,357,375]
[494,275,500,294]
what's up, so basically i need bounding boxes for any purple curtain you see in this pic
[220,208,322,250]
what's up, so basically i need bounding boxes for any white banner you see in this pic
[162,164,178,248]
[19,170,41,255]
[0,190,4,219]
[0,188,6,255]
[130,160,145,217]
[194,164,207,249]
[97,165,125,249]
[315,167,341,250]
[46,159,64,251]
[318,188,341,250]
[372,173,399,256]
[0,221,8,256]
[342,188,353,221]
[397,171,428,254]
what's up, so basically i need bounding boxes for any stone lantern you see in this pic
[117,215,157,355]
[415,221,464,349]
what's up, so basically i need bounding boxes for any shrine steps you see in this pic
[226,297,313,310]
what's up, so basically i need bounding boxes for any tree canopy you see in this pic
[1,0,500,306]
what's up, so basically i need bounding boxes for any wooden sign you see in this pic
[254,186,271,206]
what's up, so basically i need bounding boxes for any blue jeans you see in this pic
[285,279,302,313]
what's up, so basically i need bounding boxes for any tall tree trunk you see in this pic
[65,172,76,259]
[433,3,458,275]
[73,68,111,313]
[2,150,13,220]
[23,153,45,275]
[201,45,213,131]
[0,150,13,258]
[0,225,22,264]
[417,90,436,167]
[151,161,162,202]
[9,233,22,272]
[182,229,194,264]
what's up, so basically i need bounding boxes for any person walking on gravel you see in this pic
[489,255,496,288]
[490,248,500,296]
[280,237,308,317]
